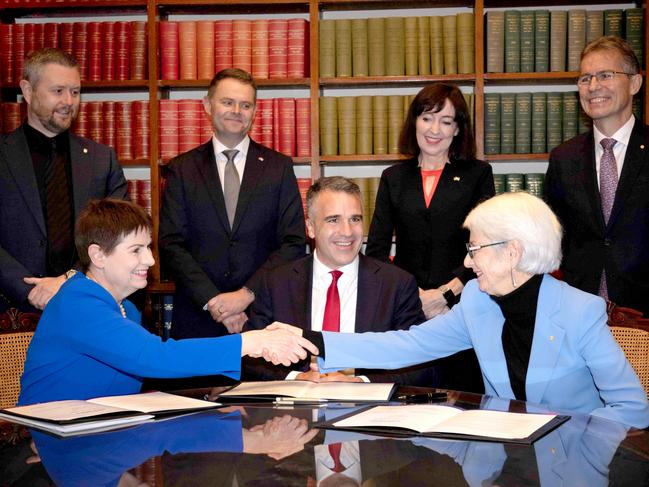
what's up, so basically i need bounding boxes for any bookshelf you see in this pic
[0,0,647,295]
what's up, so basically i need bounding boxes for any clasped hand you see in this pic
[241,322,318,367]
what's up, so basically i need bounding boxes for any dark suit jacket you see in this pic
[545,121,649,315]
[159,139,306,338]
[244,254,438,386]
[0,125,128,310]
[366,158,494,289]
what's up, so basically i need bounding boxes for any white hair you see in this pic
[463,192,563,274]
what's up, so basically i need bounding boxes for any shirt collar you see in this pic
[594,115,635,149]
[211,135,250,161]
[23,122,69,151]
[312,250,359,281]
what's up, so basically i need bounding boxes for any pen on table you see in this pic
[395,392,448,403]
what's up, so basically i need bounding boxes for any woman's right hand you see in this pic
[240,328,319,366]
[419,288,450,319]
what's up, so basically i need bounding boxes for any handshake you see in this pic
[240,322,318,367]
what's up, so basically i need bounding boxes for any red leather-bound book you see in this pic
[33,23,44,52]
[249,104,262,143]
[197,21,215,80]
[287,18,308,78]
[73,101,89,138]
[1,102,22,134]
[177,99,202,154]
[23,23,36,58]
[127,179,138,205]
[87,101,103,143]
[130,21,147,81]
[251,19,269,80]
[179,21,197,80]
[102,22,116,81]
[201,109,213,144]
[13,23,25,83]
[272,98,280,152]
[295,97,311,157]
[214,20,233,73]
[72,22,88,81]
[132,100,150,160]
[102,101,116,149]
[256,98,274,150]
[115,101,133,161]
[87,22,102,82]
[277,98,296,157]
[59,22,74,56]
[114,22,130,81]
[159,21,179,80]
[136,179,152,215]
[43,23,59,49]
[268,19,288,79]
[232,19,251,73]
[0,24,13,85]
[159,99,179,160]
[297,177,311,219]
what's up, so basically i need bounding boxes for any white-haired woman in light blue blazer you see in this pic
[273,192,649,428]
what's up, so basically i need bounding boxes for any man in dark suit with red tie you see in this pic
[159,68,306,338]
[245,176,438,385]
[545,37,649,315]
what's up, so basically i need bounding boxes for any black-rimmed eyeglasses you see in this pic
[465,241,508,259]
[576,70,635,86]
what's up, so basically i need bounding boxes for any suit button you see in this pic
[604,239,611,246]
[224,272,230,278]
[230,241,236,247]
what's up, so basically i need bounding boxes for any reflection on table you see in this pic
[1,389,648,486]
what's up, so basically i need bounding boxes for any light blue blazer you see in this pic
[320,275,649,428]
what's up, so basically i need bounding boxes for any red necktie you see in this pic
[328,443,345,473]
[322,270,342,332]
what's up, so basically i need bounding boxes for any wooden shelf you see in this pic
[121,158,151,167]
[0,0,146,8]
[319,0,473,10]
[484,153,549,162]
[160,78,310,89]
[146,280,175,293]
[0,80,149,90]
[484,72,579,84]
[320,154,409,165]
[321,74,476,87]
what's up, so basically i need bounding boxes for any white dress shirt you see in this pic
[314,441,362,486]
[211,135,250,190]
[594,115,635,186]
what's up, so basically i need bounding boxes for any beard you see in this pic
[30,99,78,135]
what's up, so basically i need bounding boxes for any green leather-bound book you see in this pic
[578,106,592,134]
[351,177,371,235]
[351,18,368,77]
[417,17,431,75]
[625,9,644,69]
[603,9,623,37]
[367,177,381,235]
[586,11,603,44]
[567,10,586,72]
[372,96,388,155]
[456,13,474,74]
[531,92,547,154]
[500,93,516,154]
[388,95,404,154]
[430,16,444,75]
[356,96,373,155]
[506,173,525,192]
[504,10,520,73]
[385,17,405,76]
[368,18,386,76]
[493,174,506,194]
[442,15,458,74]
[515,92,532,154]
[335,19,352,77]
[534,10,550,72]
[320,97,338,155]
[520,11,534,73]
[546,92,563,152]
[319,19,336,78]
[404,17,418,76]
[549,11,567,72]
[524,174,544,198]
[463,92,474,130]
[337,96,357,155]
[562,91,579,143]
[486,11,505,73]
[484,93,500,155]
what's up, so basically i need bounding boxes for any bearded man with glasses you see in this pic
[545,36,649,316]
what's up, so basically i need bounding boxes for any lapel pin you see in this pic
[453,176,460,181]
[258,157,264,162]
[549,335,555,341]
[83,148,88,154]
[640,145,645,150]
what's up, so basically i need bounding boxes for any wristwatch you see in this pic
[438,285,456,306]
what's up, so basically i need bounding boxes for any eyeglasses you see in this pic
[577,70,635,86]
[465,241,508,259]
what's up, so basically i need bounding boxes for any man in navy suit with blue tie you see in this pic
[545,37,649,315]
[159,69,306,338]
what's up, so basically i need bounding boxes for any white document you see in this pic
[219,380,394,402]
[333,404,557,440]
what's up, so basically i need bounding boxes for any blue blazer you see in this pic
[321,275,649,428]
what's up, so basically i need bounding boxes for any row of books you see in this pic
[159,19,309,81]
[320,94,474,157]
[126,179,152,215]
[494,173,544,198]
[0,21,147,85]
[320,13,474,78]
[486,8,644,74]
[159,97,311,160]
[0,102,23,134]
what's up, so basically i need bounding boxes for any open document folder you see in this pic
[0,391,219,437]
[315,404,569,444]
[218,380,395,403]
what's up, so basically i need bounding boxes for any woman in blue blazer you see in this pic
[285,192,649,428]
[19,199,317,405]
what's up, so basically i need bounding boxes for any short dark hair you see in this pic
[75,199,152,273]
[581,36,641,74]
[306,176,362,218]
[399,83,475,162]
[207,68,257,101]
[23,47,79,86]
